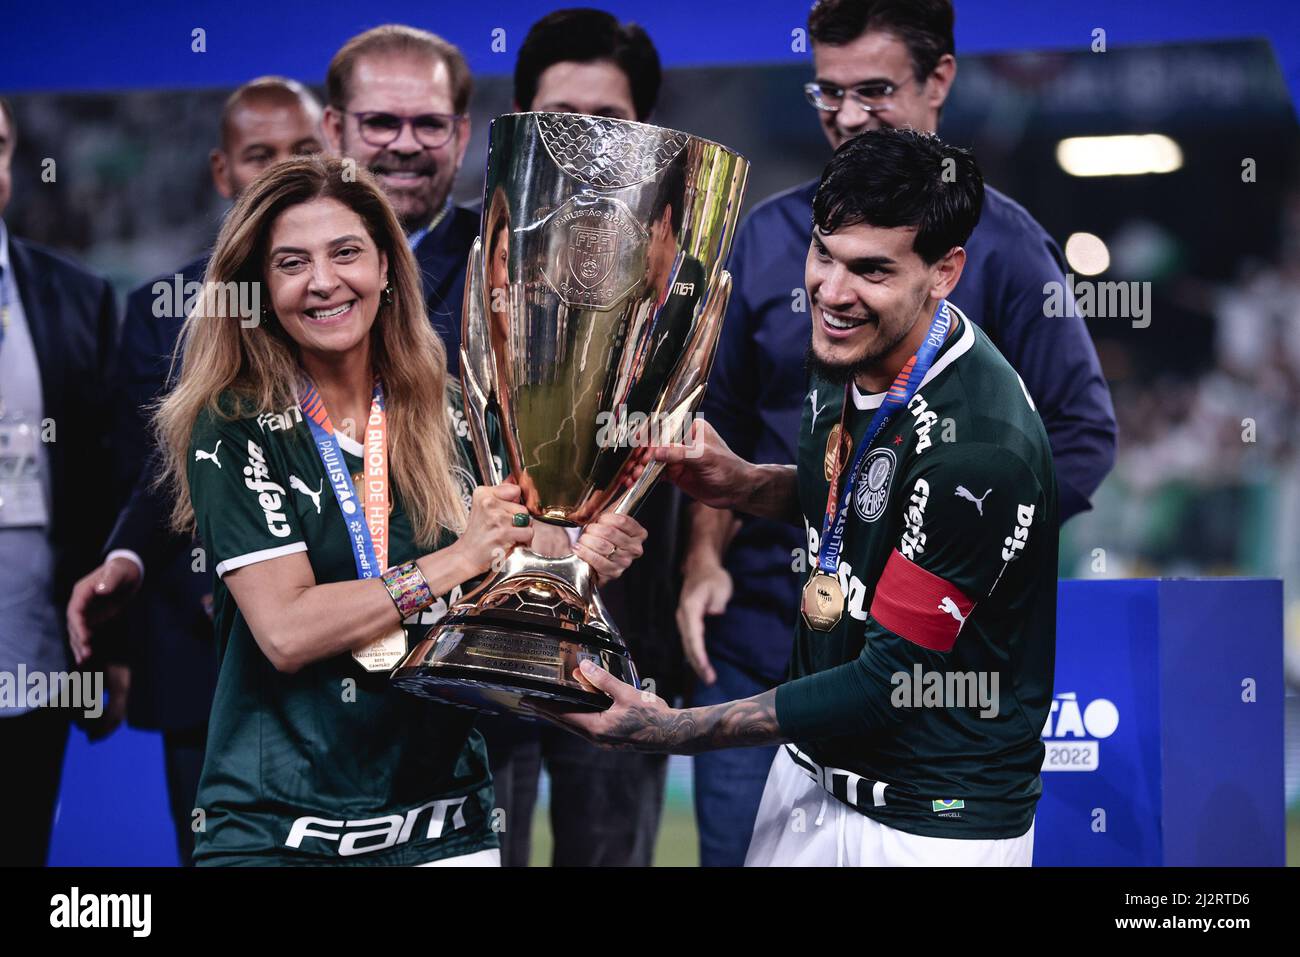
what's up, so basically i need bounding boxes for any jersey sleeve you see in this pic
[188,408,307,578]
[776,443,1048,740]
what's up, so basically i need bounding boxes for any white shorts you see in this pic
[415,848,501,867]
[744,747,1034,867]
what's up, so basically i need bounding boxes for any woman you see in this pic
[156,155,645,866]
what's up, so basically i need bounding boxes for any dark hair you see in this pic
[0,97,14,148]
[648,156,687,237]
[813,128,983,264]
[219,76,322,152]
[328,24,472,114]
[808,0,955,83]
[514,8,661,121]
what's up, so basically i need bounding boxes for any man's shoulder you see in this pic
[442,204,480,251]
[970,185,1058,257]
[415,204,479,269]
[741,177,818,232]
[449,203,480,233]
[127,255,209,304]
[8,234,110,296]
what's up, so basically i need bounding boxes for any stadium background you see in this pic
[2,0,1298,865]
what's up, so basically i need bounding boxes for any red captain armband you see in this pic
[869,549,975,652]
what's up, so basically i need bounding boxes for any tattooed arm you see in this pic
[537,660,789,754]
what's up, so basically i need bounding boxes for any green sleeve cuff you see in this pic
[776,661,887,741]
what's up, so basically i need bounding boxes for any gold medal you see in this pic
[353,626,408,672]
[824,424,852,482]
[801,572,845,632]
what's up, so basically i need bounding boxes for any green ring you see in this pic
[512,512,531,527]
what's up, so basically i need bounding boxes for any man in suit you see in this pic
[65,77,325,865]
[0,97,120,866]
[322,23,479,374]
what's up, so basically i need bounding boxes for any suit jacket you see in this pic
[414,203,479,376]
[9,236,120,638]
[106,256,217,730]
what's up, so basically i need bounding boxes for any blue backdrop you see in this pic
[2,0,1298,110]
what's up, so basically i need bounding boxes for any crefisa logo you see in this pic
[1040,692,1120,772]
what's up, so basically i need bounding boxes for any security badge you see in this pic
[0,413,48,529]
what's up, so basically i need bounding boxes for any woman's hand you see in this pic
[573,512,646,582]
[449,483,536,578]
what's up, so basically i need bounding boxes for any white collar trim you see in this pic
[849,304,975,410]
[336,431,365,457]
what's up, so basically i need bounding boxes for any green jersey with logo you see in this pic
[188,383,500,865]
[774,306,1058,839]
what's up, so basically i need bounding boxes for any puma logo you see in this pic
[938,596,967,626]
[807,389,827,432]
[954,485,991,515]
[289,474,323,514]
[194,440,222,469]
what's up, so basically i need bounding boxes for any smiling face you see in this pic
[805,219,958,389]
[264,197,389,362]
[324,53,468,232]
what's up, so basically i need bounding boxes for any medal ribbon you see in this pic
[815,299,954,575]
[300,378,389,579]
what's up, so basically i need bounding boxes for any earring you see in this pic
[381,284,394,306]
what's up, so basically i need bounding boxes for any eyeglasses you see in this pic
[348,111,464,149]
[803,80,900,115]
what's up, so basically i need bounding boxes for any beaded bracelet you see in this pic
[380,561,436,620]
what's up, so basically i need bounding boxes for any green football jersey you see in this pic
[187,382,501,866]
[775,306,1058,840]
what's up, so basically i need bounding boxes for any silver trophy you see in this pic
[392,113,749,716]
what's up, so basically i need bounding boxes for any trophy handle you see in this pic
[608,269,734,517]
[459,239,505,487]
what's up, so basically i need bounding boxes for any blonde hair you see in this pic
[155,154,466,545]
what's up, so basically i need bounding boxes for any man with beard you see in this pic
[322,24,477,374]
[676,0,1114,866]
[546,129,1057,868]
[66,76,325,865]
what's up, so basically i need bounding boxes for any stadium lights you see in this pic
[1065,232,1111,275]
[1055,134,1183,177]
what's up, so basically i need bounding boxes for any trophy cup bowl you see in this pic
[391,112,748,716]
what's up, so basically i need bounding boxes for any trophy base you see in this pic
[390,546,639,718]
[391,614,638,717]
